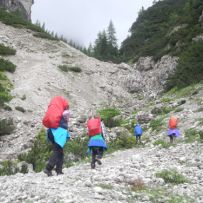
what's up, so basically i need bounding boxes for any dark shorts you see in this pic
[168,133,176,138]
[135,134,141,138]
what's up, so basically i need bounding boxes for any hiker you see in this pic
[168,116,180,144]
[87,115,107,169]
[134,123,143,144]
[43,96,70,176]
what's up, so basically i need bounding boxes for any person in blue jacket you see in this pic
[44,111,70,176]
[134,123,143,144]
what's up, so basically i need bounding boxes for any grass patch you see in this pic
[0,43,16,55]
[149,118,163,132]
[141,188,194,203]
[108,136,136,153]
[165,85,198,99]
[58,65,82,73]
[174,107,184,112]
[98,107,121,128]
[96,183,113,190]
[156,169,188,184]
[153,140,174,148]
[0,58,16,72]
[185,128,203,143]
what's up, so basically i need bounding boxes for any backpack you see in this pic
[87,118,101,136]
[42,96,68,128]
[169,117,178,129]
[134,124,142,136]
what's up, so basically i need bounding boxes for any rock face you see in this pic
[0,0,33,20]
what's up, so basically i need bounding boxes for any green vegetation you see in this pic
[153,140,174,148]
[58,65,82,73]
[138,188,194,203]
[0,72,13,107]
[119,0,203,88]
[0,43,16,55]
[0,58,16,73]
[184,128,203,142]
[167,42,203,89]
[96,183,113,190]
[108,136,136,153]
[156,169,188,184]
[0,8,58,41]
[0,160,28,176]
[18,129,52,172]
[15,106,26,113]
[98,107,121,127]
[149,118,163,132]
[85,20,119,63]
[33,32,58,41]
[0,118,15,136]
[120,0,203,61]
[165,84,199,98]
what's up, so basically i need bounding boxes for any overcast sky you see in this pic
[32,0,154,47]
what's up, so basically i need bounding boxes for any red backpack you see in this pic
[169,117,178,129]
[42,96,68,128]
[87,118,101,136]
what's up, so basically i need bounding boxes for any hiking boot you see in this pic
[43,168,53,177]
[96,159,102,165]
[56,171,64,175]
[91,163,95,169]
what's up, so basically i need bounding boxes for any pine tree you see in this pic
[107,20,118,48]
[107,20,118,62]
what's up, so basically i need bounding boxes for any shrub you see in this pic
[33,32,59,41]
[0,118,15,135]
[98,108,121,127]
[18,129,52,172]
[64,136,89,161]
[15,106,26,113]
[156,169,188,184]
[0,58,16,72]
[0,73,12,106]
[0,43,16,55]
[58,65,82,73]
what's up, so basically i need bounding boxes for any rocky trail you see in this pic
[0,141,202,203]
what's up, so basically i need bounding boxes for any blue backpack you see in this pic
[134,124,142,136]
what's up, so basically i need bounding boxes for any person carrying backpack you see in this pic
[134,123,143,144]
[43,96,70,176]
[168,116,180,144]
[87,115,107,169]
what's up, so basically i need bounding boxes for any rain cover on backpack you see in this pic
[87,118,102,136]
[42,96,68,128]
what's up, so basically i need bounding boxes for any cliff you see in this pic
[0,0,33,20]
